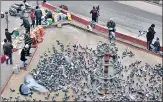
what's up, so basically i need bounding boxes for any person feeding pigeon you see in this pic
[5,28,15,43]
[19,84,33,96]
[45,9,53,21]
[146,24,156,50]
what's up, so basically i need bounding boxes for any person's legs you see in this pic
[9,53,13,64]
[26,44,31,56]
[94,17,97,22]
[36,18,39,26]
[154,47,158,53]
[6,55,9,65]
[149,40,153,50]
[33,20,35,27]
[147,40,150,50]
[23,61,27,69]
[8,39,12,43]
[38,17,41,25]
[32,20,35,28]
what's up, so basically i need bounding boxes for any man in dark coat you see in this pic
[21,16,31,33]
[146,24,156,50]
[24,31,33,56]
[90,6,97,22]
[35,6,42,25]
[3,39,13,64]
[5,28,15,43]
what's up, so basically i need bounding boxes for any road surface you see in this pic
[47,1,162,43]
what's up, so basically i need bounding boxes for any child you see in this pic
[20,47,27,69]
[153,37,160,53]
[30,9,35,28]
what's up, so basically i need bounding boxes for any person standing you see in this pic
[24,31,33,56]
[96,5,100,23]
[20,16,31,33]
[5,28,15,43]
[30,9,35,28]
[20,47,27,69]
[3,39,13,65]
[90,6,97,22]
[146,24,156,50]
[35,6,42,26]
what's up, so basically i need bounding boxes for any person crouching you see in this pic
[153,37,160,53]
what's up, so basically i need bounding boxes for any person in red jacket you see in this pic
[30,9,35,28]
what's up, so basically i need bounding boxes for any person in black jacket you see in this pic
[45,9,53,21]
[5,28,15,43]
[21,16,31,33]
[20,47,27,69]
[3,39,13,64]
[146,24,156,50]
[90,6,97,22]
[24,31,33,56]
[35,6,42,25]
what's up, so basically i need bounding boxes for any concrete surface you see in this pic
[1,24,162,101]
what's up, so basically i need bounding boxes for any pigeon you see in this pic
[10,88,15,92]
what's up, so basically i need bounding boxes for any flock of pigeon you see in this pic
[1,40,162,101]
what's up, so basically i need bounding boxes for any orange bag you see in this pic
[38,25,44,37]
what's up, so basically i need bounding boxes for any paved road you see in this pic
[47,1,162,42]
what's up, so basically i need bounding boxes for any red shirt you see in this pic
[30,11,35,20]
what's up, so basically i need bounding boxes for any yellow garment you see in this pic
[67,13,72,21]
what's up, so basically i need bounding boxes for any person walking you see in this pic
[146,24,156,50]
[5,28,15,43]
[24,31,33,56]
[35,6,42,26]
[3,39,13,65]
[30,9,35,28]
[20,16,31,33]
[90,6,97,22]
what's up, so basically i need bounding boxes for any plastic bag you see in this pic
[1,54,6,63]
